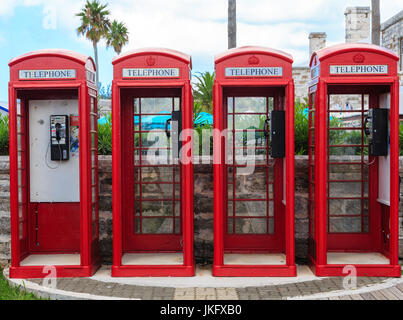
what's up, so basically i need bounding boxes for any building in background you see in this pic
[381,10,403,80]
[293,6,403,101]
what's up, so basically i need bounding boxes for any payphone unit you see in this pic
[50,115,70,161]
[269,110,286,158]
[364,109,389,157]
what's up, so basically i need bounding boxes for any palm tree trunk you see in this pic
[93,41,100,90]
[371,0,380,45]
[228,0,236,49]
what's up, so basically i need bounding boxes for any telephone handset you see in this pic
[165,111,182,160]
[50,115,69,161]
[363,109,388,157]
[265,110,285,158]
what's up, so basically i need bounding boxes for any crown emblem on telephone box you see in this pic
[248,55,260,65]
[353,54,365,63]
[146,56,156,66]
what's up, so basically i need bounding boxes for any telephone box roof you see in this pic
[9,49,96,69]
[311,43,399,65]
[112,48,192,68]
[215,46,293,64]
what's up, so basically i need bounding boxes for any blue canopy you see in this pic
[98,111,214,128]
[195,112,213,126]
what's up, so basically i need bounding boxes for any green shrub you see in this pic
[0,114,9,156]
[98,112,112,155]
[294,98,309,155]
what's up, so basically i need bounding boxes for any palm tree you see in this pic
[193,72,215,113]
[76,0,111,90]
[106,20,129,55]
[228,0,237,49]
[371,0,380,45]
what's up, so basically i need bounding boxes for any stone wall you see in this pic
[1,156,403,267]
[381,10,403,76]
[345,7,371,43]
[292,67,310,101]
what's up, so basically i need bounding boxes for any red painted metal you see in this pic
[111,48,194,277]
[308,43,401,277]
[8,50,100,279]
[213,46,296,277]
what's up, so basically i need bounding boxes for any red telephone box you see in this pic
[111,48,194,277]
[213,47,296,277]
[8,50,100,278]
[308,43,401,277]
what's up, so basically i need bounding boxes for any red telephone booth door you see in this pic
[223,89,285,256]
[121,89,183,253]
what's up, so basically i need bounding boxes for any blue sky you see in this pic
[0,0,401,102]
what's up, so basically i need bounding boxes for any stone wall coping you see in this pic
[1,155,403,165]
[381,10,403,31]
[345,7,371,15]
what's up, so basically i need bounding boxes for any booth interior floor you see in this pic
[327,252,390,265]
[20,254,80,266]
[224,253,287,265]
[122,253,183,265]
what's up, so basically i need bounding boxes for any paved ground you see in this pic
[4,265,403,300]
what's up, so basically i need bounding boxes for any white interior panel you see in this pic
[29,100,80,202]
[399,85,403,115]
[378,93,390,206]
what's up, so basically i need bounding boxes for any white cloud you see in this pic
[1,0,402,69]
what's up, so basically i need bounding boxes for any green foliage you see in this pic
[0,115,9,156]
[106,20,129,55]
[294,98,309,155]
[0,269,41,300]
[98,112,112,155]
[193,72,215,113]
[76,0,111,44]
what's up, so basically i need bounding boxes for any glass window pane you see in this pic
[234,169,266,200]
[233,115,266,130]
[329,182,363,198]
[227,97,234,113]
[135,166,177,183]
[174,98,180,111]
[140,201,174,217]
[174,218,181,234]
[329,217,361,233]
[234,97,266,113]
[137,183,177,200]
[235,218,267,234]
[329,199,362,216]
[329,94,368,111]
[329,164,366,181]
[137,218,174,234]
[140,98,173,114]
[235,201,267,217]
[329,129,367,147]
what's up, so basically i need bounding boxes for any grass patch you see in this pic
[0,269,41,300]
